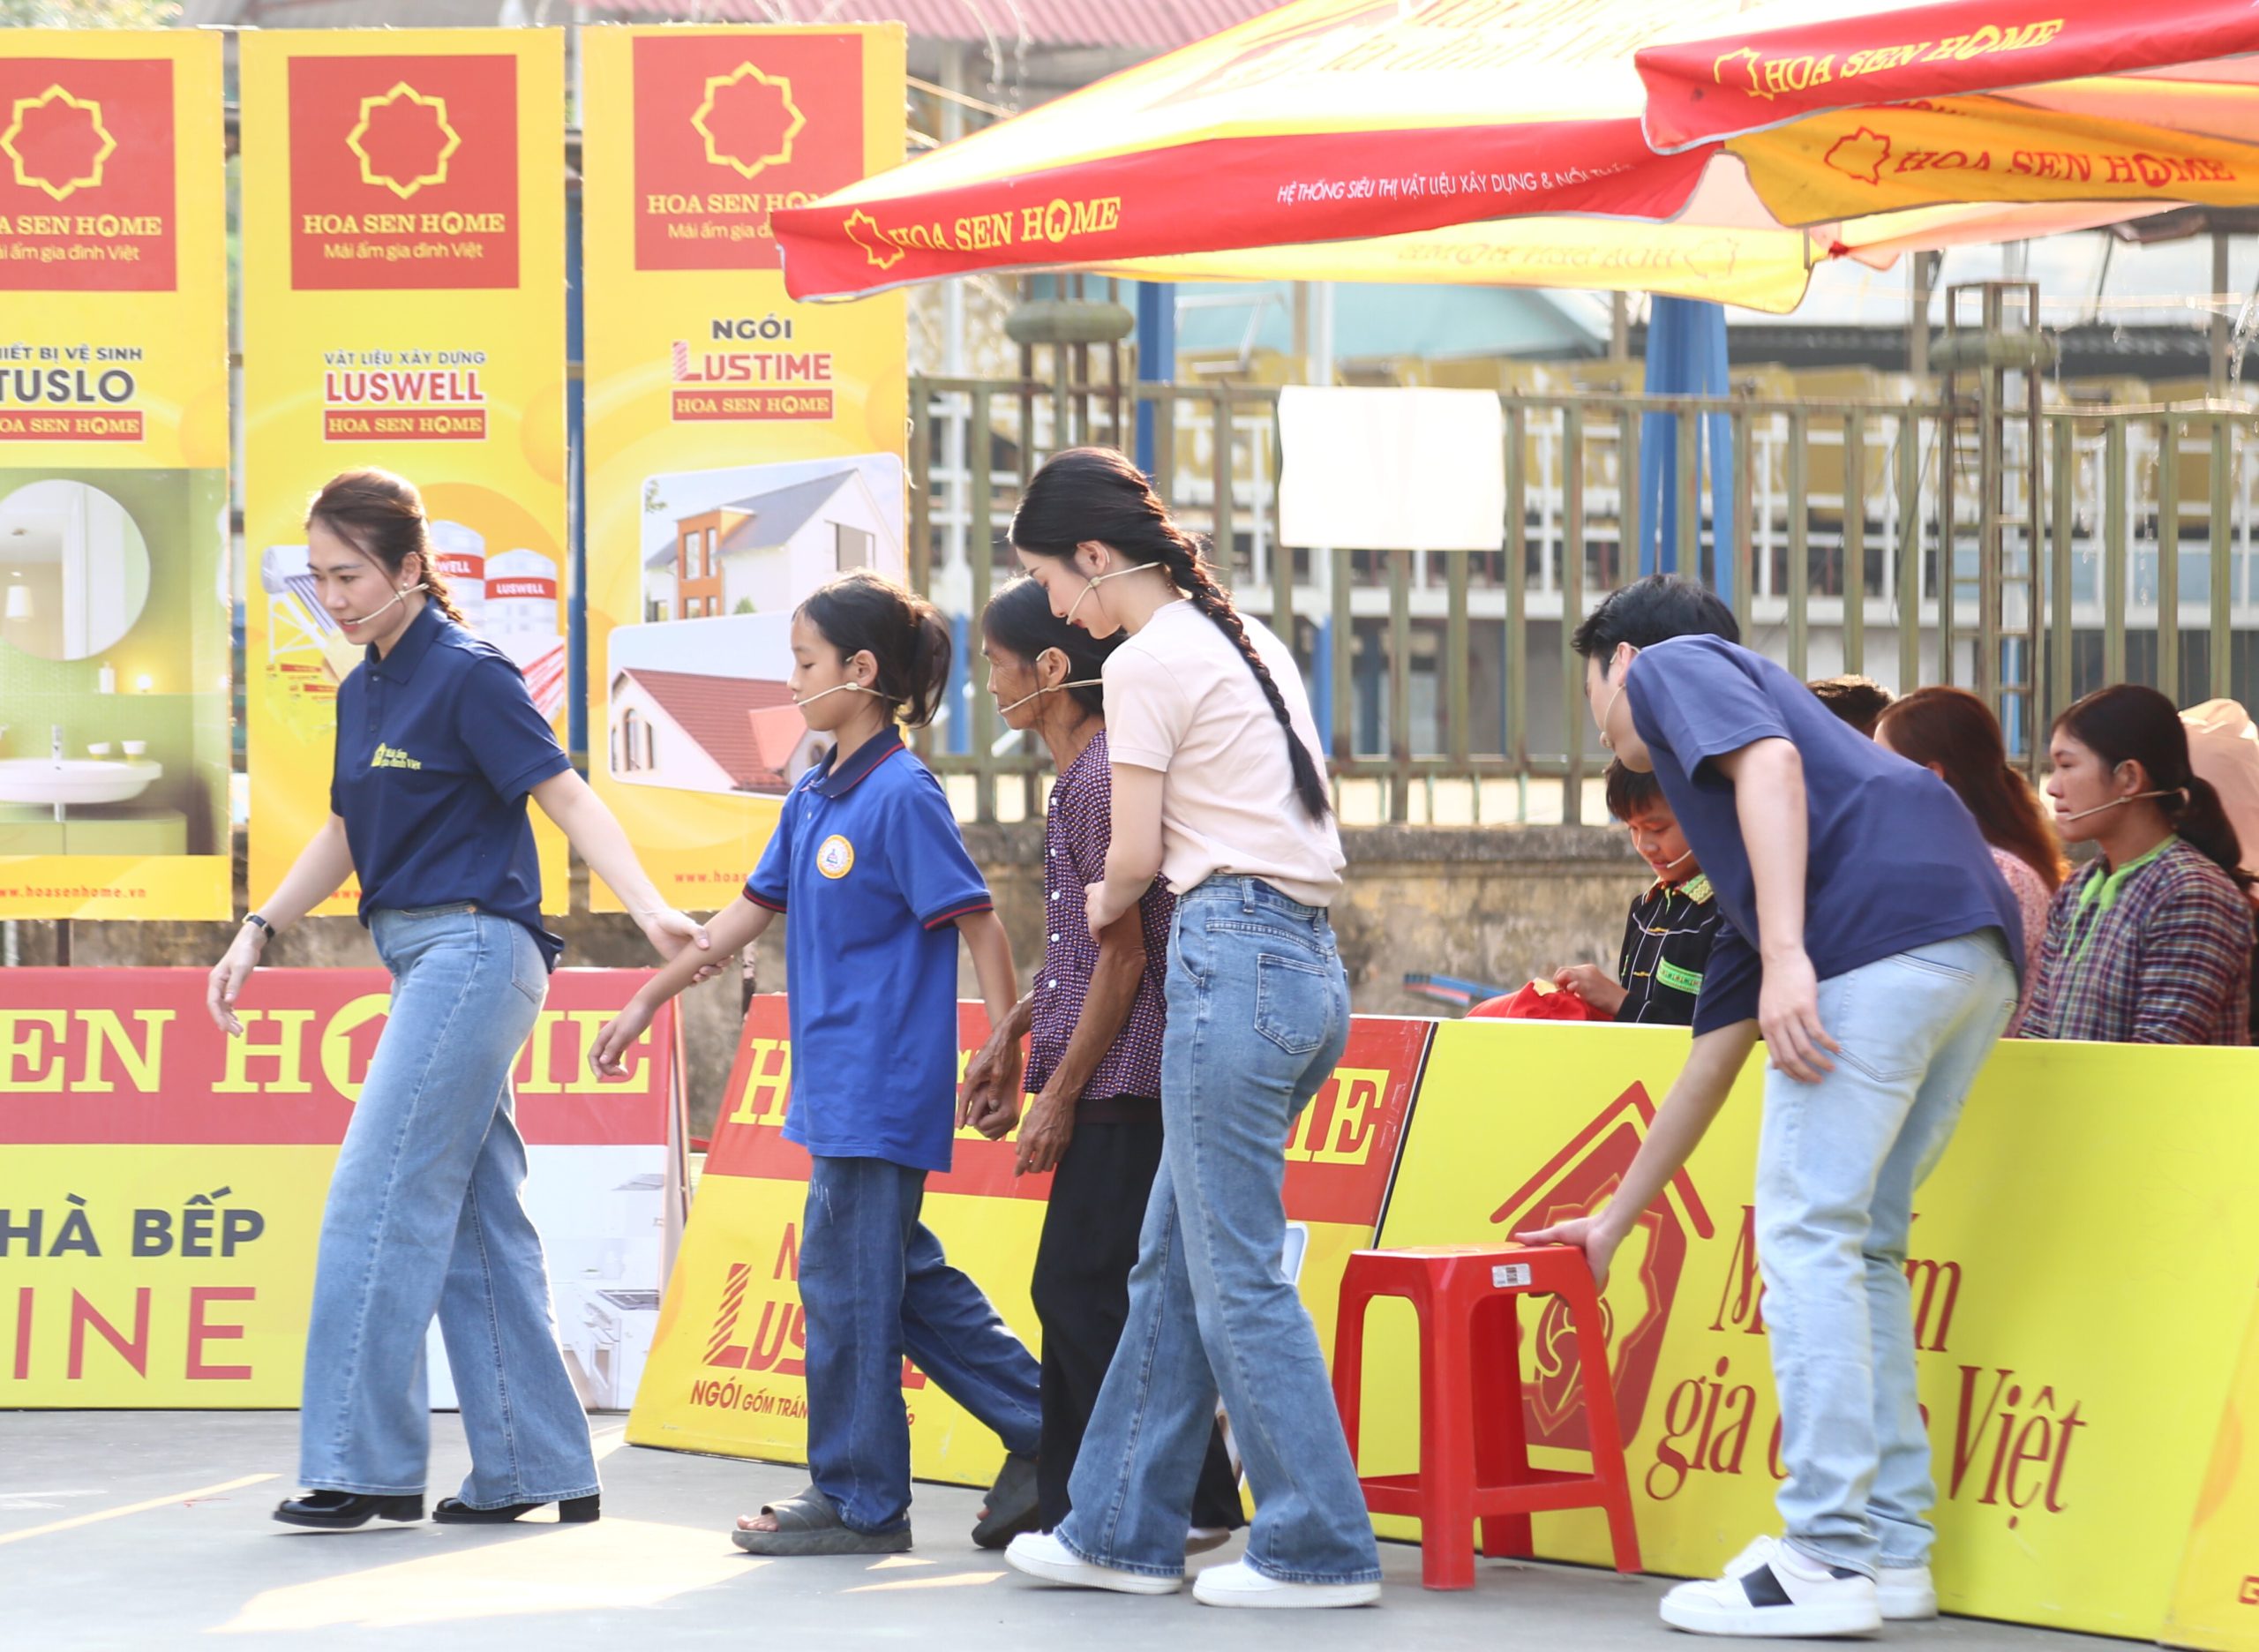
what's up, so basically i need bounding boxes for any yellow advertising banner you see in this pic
[241,30,568,915]
[1366,1022,2259,1642]
[0,30,229,919]
[1733,97,2259,227]
[580,26,908,912]
[1,969,679,1409]
[627,999,1430,1485]
[2167,1297,2259,1650]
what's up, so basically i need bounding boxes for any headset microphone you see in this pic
[340,582,426,630]
[2058,790,2176,822]
[1658,845,1696,870]
[793,681,891,710]
[997,678,1104,717]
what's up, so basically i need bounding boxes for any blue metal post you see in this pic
[1134,282,1174,476]
[565,178,588,769]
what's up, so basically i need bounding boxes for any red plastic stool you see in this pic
[1332,1243,1641,1590]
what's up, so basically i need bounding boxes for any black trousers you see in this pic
[1030,1115,1245,1533]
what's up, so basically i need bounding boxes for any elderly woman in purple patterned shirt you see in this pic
[963,577,1244,1550]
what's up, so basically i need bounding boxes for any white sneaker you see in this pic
[1191,1558,1380,1609]
[1005,1530,1180,1596]
[1878,1564,1939,1620]
[1659,1536,1880,1638]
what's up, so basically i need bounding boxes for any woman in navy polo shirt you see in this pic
[1001,449,1379,1610]
[593,569,1040,1557]
[964,578,1244,1547]
[205,469,707,1532]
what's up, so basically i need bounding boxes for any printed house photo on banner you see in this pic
[0,471,231,860]
[607,453,904,800]
[605,612,826,800]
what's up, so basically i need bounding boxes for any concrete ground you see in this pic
[2,1412,2128,1650]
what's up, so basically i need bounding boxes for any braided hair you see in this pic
[1011,447,1331,819]
[306,468,471,628]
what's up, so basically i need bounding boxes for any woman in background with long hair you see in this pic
[1872,687,2064,1033]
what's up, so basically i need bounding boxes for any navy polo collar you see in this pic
[366,597,444,679]
[813,725,904,798]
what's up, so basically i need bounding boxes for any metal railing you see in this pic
[908,372,2259,826]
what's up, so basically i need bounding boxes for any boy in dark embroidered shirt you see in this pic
[1557,759,1721,1025]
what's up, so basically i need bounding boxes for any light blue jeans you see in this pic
[298,905,597,1508]
[1761,929,2018,1578]
[1058,876,1381,1586]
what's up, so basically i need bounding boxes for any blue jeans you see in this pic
[1761,930,2018,1577]
[1059,876,1381,1586]
[799,1154,1042,1534]
[298,906,596,1507]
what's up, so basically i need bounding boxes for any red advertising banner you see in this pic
[628,29,864,274]
[284,52,520,291]
[0,54,178,291]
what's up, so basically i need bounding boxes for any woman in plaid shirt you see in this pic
[2024,685,2255,1044]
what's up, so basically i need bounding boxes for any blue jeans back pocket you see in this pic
[1254,952,1331,1056]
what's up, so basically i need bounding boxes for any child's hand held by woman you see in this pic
[588,1000,654,1080]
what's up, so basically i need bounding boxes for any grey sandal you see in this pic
[731,1489,911,1556]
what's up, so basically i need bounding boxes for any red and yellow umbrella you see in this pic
[774,0,2259,314]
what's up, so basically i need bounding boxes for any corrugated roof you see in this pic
[616,666,799,792]
[589,0,1284,50]
[719,469,862,554]
[645,469,860,567]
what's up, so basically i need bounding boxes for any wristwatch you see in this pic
[244,912,274,940]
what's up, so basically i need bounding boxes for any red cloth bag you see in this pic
[1468,981,1613,1022]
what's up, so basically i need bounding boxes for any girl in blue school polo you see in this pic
[591,568,1042,1556]
[206,468,709,1532]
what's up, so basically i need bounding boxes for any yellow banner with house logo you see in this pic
[0,30,229,919]
[1368,1022,2259,1644]
[627,1001,1429,1480]
[580,26,907,913]
[240,30,568,915]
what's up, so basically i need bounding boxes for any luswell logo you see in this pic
[1488,1082,1714,1452]
[370,744,422,770]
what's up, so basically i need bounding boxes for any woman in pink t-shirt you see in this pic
[1872,687,2065,1032]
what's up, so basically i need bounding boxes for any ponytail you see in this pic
[797,568,952,728]
[2174,775,2252,885]
[306,467,471,628]
[1011,446,1331,820]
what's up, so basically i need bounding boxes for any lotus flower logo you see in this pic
[2,85,116,203]
[346,82,461,201]
[693,63,806,181]
[1823,127,1893,187]
[844,208,902,271]
[1713,45,1767,99]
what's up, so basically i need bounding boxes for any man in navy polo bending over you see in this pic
[1522,575,2023,1639]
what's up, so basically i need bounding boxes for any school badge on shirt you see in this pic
[816,834,855,879]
